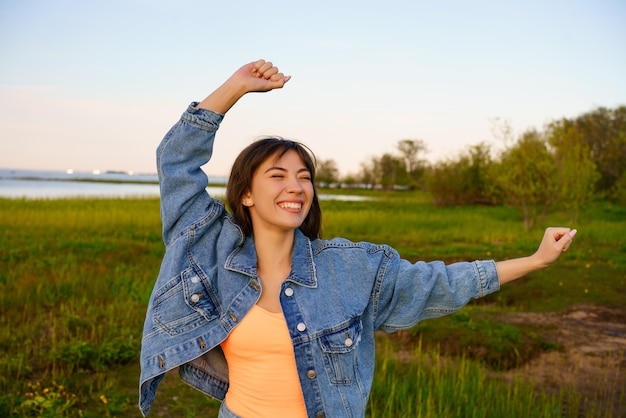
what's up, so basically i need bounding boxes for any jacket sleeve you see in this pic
[373,247,500,332]
[156,103,225,245]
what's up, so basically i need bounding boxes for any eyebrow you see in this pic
[264,166,311,174]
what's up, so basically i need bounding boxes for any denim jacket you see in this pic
[139,104,500,417]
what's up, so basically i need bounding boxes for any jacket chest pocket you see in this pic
[318,317,362,385]
[153,268,219,336]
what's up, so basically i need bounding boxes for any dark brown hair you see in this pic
[226,137,322,240]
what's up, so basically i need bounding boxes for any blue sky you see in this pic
[1,0,624,176]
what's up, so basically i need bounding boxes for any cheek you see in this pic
[306,184,315,198]
[306,186,316,208]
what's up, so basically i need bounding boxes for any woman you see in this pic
[139,60,576,417]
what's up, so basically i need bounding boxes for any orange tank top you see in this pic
[220,304,307,417]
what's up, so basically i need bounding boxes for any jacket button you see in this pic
[297,322,306,332]
[307,369,317,379]
[190,294,200,303]
[284,287,294,297]
[191,276,200,284]
[345,337,353,347]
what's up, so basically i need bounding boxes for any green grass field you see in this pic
[0,192,624,417]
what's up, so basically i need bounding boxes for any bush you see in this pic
[611,172,626,205]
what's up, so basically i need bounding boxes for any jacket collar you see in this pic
[225,229,318,288]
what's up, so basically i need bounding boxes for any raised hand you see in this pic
[195,59,290,114]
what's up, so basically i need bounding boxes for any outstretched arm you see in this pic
[195,59,291,114]
[496,227,577,285]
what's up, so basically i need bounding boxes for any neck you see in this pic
[252,228,295,274]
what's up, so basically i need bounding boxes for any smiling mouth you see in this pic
[278,202,302,210]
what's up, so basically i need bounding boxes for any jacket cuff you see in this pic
[474,260,500,297]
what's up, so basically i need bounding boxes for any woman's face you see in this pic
[243,150,314,235]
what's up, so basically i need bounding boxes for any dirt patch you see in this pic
[497,304,626,413]
[383,304,626,415]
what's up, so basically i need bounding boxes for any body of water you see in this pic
[0,178,163,199]
[0,168,162,183]
[0,169,370,201]
[0,168,225,199]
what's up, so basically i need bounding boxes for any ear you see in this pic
[242,191,253,207]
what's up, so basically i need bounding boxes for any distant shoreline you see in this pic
[0,168,227,186]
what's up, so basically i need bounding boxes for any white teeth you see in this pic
[279,202,302,209]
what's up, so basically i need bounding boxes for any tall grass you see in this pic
[368,338,560,418]
[0,193,624,416]
[369,338,623,418]
[0,198,164,416]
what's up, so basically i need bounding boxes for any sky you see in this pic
[1,0,625,177]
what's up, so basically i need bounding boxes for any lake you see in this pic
[0,169,370,201]
[0,168,175,199]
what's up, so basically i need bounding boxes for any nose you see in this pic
[286,175,304,194]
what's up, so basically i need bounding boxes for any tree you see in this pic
[315,158,340,187]
[488,130,557,230]
[358,158,381,189]
[466,143,492,204]
[425,142,492,206]
[548,106,626,194]
[396,139,428,187]
[378,153,406,190]
[548,126,599,223]
[425,157,469,206]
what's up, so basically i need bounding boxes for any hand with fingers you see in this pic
[533,227,577,267]
[232,59,291,94]
[496,227,577,285]
[195,58,291,114]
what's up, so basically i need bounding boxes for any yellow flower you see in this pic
[584,288,589,294]
[100,395,108,404]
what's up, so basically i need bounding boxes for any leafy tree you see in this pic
[396,139,428,187]
[548,106,626,194]
[378,153,407,190]
[425,157,470,206]
[548,126,599,223]
[358,158,381,189]
[315,158,340,187]
[465,143,493,204]
[426,143,493,206]
[488,130,557,230]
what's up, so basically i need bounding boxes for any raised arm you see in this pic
[157,59,290,243]
[496,227,577,285]
[195,59,291,114]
